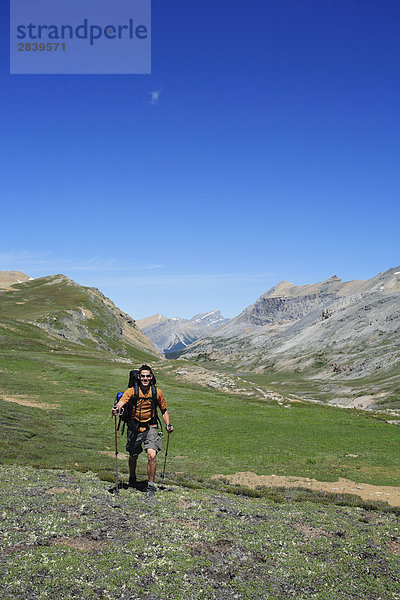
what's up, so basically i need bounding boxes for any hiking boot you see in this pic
[128,476,137,489]
[146,483,156,500]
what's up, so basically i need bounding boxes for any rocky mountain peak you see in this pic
[137,309,230,354]
[0,270,32,289]
[181,266,400,391]
[190,310,227,326]
[136,313,168,329]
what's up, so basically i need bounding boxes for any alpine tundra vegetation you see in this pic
[0,269,399,599]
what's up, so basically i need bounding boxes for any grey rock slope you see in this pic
[181,267,400,378]
[137,310,230,355]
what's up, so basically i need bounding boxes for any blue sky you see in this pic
[1,1,399,319]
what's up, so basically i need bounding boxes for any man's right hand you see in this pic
[111,402,123,416]
[111,392,125,417]
[112,392,125,416]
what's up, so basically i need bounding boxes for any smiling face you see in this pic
[139,369,152,389]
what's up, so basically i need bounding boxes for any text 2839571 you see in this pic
[18,42,66,52]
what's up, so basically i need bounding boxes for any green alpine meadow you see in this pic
[0,274,399,599]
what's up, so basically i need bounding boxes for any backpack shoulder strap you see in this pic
[150,384,158,414]
[150,384,162,429]
[127,383,140,421]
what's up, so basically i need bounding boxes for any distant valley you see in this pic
[136,310,230,355]
[1,267,399,411]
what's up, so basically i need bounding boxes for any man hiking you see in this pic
[112,364,173,498]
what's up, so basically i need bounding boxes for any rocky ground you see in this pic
[163,363,286,402]
[1,465,399,600]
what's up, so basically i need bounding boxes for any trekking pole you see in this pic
[111,392,123,494]
[161,431,171,479]
[114,414,119,494]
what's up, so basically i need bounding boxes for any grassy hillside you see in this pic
[0,274,159,356]
[0,344,399,489]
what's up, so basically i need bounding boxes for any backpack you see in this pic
[117,369,161,435]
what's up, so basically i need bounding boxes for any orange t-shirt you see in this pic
[120,386,167,429]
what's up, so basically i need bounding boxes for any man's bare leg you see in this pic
[129,455,138,487]
[146,449,157,483]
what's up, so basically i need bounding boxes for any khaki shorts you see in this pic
[126,425,162,456]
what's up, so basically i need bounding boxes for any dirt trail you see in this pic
[99,450,129,460]
[212,471,400,507]
[0,394,60,410]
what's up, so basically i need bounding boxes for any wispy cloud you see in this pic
[149,90,160,105]
[0,250,162,274]
[71,260,163,272]
[0,250,51,266]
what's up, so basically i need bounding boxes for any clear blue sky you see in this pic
[1,1,399,319]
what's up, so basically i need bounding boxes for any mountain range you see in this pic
[180,266,400,381]
[136,311,230,355]
[2,267,399,409]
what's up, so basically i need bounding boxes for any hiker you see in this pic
[111,364,173,498]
